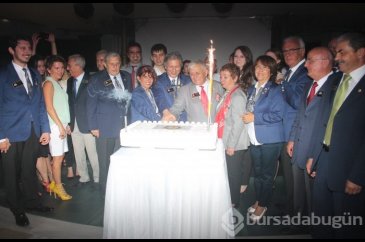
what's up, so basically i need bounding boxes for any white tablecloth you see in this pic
[103,140,233,239]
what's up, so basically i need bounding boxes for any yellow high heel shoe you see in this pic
[50,183,72,201]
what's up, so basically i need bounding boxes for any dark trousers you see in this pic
[278,143,294,215]
[226,149,247,206]
[96,137,120,193]
[292,163,314,216]
[312,149,365,239]
[2,128,41,214]
[250,143,282,207]
[65,135,76,168]
[241,149,252,186]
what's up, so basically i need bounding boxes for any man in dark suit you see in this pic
[309,33,365,239]
[87,52,132,194]
[0,36,51,226]
[279,36,312,216]
[153,51,191,121]
[287,47,341,216]
[67,54,99,187]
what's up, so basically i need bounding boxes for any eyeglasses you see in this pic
[305,58,329,64]
[282,48,302,54]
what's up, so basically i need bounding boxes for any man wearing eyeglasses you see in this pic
[287,47,342,219]
[279,36,312,217]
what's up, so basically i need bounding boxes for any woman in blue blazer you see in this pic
[242,55,286,222]
[131,65,161,123]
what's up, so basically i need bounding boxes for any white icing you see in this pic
[120,121,217,150]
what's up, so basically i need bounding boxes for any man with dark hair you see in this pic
[150,43,167,76]
[122,42,143,90]
[310,33,365,239]
[0,36,52,227]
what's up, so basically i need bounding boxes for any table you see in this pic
[103,140,233,239]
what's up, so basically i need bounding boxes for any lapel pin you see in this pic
[358,89,362,93]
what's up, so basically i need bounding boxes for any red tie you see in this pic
[307,81,318,105]
[131,66,136,90]
[200,86,208,115]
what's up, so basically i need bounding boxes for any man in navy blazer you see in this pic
[67,54,99,186]
[279,36,312,216]
[153,51,191,121]
[0,36,51,226]
[287,47,341,216]
[87,52,132,194]
[309,33,365,239]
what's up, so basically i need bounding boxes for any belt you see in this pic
[322,143,330,152]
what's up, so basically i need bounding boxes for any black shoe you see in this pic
[73,180,90,187]
[26,204,54,213]
[14,212,30,227]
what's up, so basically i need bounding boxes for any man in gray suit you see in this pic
[162,61,224,123]
[287,47,340,216]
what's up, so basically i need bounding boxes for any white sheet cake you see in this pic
[120,121,218,150]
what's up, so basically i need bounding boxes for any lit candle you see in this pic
[207,40,215,125]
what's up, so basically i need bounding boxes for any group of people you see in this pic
[0,32,364,239]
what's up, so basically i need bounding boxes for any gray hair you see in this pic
[164,51,183,67]
[283,36,306,49]
[105,52,121,63]
[96,49,108,58]
[68,54,85,69]
[188,60,208,73]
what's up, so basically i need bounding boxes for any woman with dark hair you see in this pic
[242,55,286,222]
[265,48,288,83]
[232,46,255,94]
[131,65,161,122]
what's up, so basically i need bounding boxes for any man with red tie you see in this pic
[287,47,342,218]
[122,42,143,90]
[162,61,224,123]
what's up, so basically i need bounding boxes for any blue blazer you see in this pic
[67,73,91,133]
[86,70,132,138]
[248,81,285,144]
[130,86,161,123]
[289,72,342,169]
[313,72,365,191]
[0,63,50,142]
[281,63,312,141]
[153,73,191,121]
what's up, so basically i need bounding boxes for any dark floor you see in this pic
[0,162,310,237]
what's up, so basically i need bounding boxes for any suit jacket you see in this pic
[219,88,250,151]
[130,86,161,123]
[86,70,132,138]
[67,72,91,133]
[0,63,50,142]
[289,72,342,169]
[315,72,365,191]
[169,81,224,123]
[282,63,312,141]
[153,73,191,121]
[248,81,286,144]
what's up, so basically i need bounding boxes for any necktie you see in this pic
[114,76,124,90]
[200,86,208,115]
[73,78,77,98]
[22,68,33,98]
[323,74,351,145]
[147,90,158,113]
[306,81,318,105]
[284,69,292,82]
[131,66,136,89]
[171,79,176,86]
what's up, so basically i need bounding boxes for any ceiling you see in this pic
[1,3,365,36]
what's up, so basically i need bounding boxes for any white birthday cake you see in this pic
[120,121,218,150]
